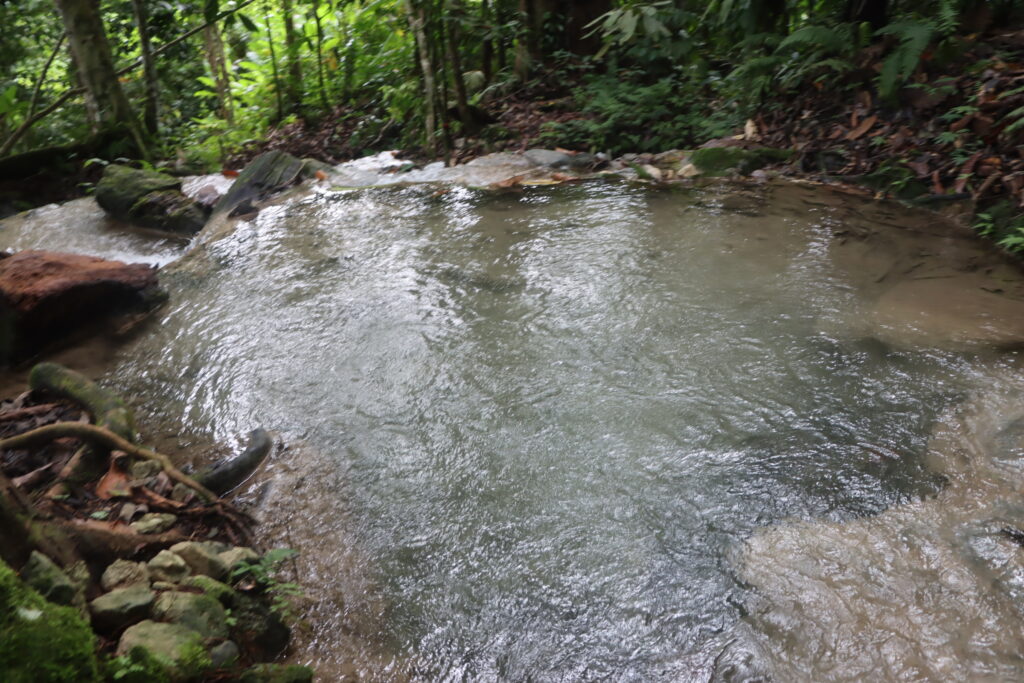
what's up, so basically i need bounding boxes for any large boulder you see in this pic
[0,250,160,365]
[117,620,210,680]
[153,591,229,639]
[95,164,208,235]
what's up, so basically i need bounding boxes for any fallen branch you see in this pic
[0,422,218,502]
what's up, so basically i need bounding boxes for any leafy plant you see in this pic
[230,548,304,619]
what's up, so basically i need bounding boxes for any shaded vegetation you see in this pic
[4,1,1024,247]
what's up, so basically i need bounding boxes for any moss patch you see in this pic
[689,146,794,176]
[0,557,99,683]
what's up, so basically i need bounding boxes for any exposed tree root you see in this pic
[0,422,218,502]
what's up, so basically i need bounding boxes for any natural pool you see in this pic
[7,172,1024,681]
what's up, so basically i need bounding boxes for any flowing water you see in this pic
[6,169,1024,681]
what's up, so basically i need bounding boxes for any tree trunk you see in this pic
[480,0,493,85]
[405,0,440,154]
[52,0,149,157]
[130,0,159,134]
[281,0,304,112]
[203,25,234,124]
[445,0,472,130]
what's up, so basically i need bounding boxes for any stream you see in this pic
[6,163,1024,681]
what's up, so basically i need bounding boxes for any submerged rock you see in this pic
[95,164,209,235]
[0,250,160,365]
[868,278,1024,350]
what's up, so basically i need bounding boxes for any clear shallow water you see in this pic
[8,176,1024,679]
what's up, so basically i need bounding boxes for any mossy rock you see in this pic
[95,164,181,218]
[689,146,794,176]
[128,190,208,235]
[0,557,100,683]
[117,620,211,682]
[94,164,208,235]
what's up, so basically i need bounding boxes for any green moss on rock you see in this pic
[689,146,793,176]
[0,557,100,683]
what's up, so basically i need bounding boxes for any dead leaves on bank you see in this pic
[758,29,1024,208]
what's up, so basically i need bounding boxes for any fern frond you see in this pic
[877,19,935,100]
[779,25,852,56]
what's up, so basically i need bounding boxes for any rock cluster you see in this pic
[76,541,310,682]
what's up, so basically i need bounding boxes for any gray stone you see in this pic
[209,640,240,668]
[170,541,229,580]
[20,550,76,605]
[153,591,229,639]
[130,460,163,480]
[101,560,150,591]
[89,584,155,630]
[240,664,314,683]
[524,149,572,168]
[148,550,190,583]
[117,620,210,679]
[218,546,259,573]
[152,580,177,591]
[131,512,177,535]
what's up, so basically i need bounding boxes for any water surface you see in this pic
[7,176,1024,680]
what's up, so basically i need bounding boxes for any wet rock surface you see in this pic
[95,164,208,235]
[0,249,159,364]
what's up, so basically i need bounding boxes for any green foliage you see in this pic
[0,557,100,683]
[539,67,741,154]
[230,548,303,619]
[876,19,935,101]
[104,648,169,683]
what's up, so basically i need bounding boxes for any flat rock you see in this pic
[101,560,150,591]
[868,278,1024,350]
[153,591,228,639]
[0,250,159,364]
[131,512,176,535]
[89,584,154,630]
[524,149,572,168]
